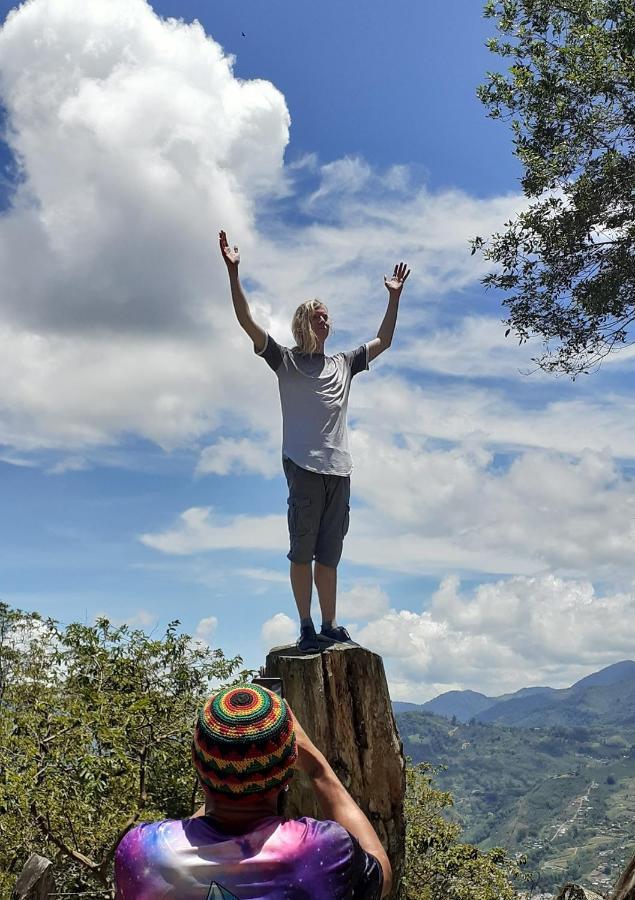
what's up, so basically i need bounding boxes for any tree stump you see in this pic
[264,643,406,899]
[12,854,53,900]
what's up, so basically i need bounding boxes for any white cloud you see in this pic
[0,453,38,468]
[337,584,390,621]
[261,612,296,648]
[96,608,157,629]
[191,615,218,647]
[389,315,541,379]
[306,156,373,205]
[0,0,287,452]
[47,456,89,475]
[356,574,635,701]
[0,325,282,451]
[196,436,280,478]
[347,437,635,577]
[139,506,286,555]
[351,375,635,460]
[239,568,289,585]
[0,0,288,339]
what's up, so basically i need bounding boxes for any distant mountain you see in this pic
[478,660,635,728]
[420,689,494,722]
[400,661,635,729]
[494,685,556,703]
[391,701,425,714]
[570,659,635,689]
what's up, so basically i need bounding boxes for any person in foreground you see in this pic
[220,230,410,652]
[115,683,391,898]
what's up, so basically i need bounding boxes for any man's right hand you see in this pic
[221,230,266,350]
[219,229,240,272]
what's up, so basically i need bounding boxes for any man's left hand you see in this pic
[384,262,410,295]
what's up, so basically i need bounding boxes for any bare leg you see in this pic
[314,562,337,625]
[290,562,313,620]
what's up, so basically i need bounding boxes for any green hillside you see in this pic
[396,710,635,894]
[478,677,635,728]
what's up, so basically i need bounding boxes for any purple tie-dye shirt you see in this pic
[115,815,383,899]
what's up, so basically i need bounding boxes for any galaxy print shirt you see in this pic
[115,815,383,899]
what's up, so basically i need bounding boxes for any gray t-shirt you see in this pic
[257,334,369,476]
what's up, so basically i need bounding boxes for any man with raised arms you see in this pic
[220,230,409,652]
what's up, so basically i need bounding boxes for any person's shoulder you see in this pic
[287,816,353,848]
[271,335,291,351]
[284,819,383,896]
[256,333,289,371]
[324,349,351,370]
[116,819,182,855]
[343,344,369,375]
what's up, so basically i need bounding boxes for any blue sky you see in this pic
[1,0,634,700]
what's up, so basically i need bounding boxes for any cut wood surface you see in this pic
[265,642,406,899]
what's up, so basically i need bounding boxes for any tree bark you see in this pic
[610,849,635,900]
[12,854,53,900]
[265,643,405,899]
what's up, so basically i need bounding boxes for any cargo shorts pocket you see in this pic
[342,504,350,538]
[287,496,312,537]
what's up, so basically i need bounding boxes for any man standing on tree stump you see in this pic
[220,230,409,652]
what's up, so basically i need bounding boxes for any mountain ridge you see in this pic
[394,660,635,727]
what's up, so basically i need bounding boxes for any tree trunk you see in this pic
[264,643,406,899]
[12,854,53,900]
[610,849,635,900]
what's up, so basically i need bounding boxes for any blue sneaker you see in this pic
[318,625,355,644]
[296,623,320,652]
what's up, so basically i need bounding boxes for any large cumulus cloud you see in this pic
[0,0,288,450]
[0,0,288,333]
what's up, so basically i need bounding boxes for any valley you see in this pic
[394,661,635,894]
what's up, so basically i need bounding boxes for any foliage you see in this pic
[0,603,247,897]
[402,763,525,899]
[473,0,635,374]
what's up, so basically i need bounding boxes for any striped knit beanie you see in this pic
[193,684,297,797]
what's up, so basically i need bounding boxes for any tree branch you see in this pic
[139,746,148,805]
[42,723,78,745]
[31,800,100,873]
[99,812,141,877]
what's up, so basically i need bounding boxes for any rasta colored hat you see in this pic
[192,684,297,797]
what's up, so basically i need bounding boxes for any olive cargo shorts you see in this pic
[283,456,351,568]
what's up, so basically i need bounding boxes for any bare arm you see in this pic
[367,261,410,363]
[292,713,392,897]
[219,230,267,353]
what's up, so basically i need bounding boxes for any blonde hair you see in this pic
[291,299,329,354]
